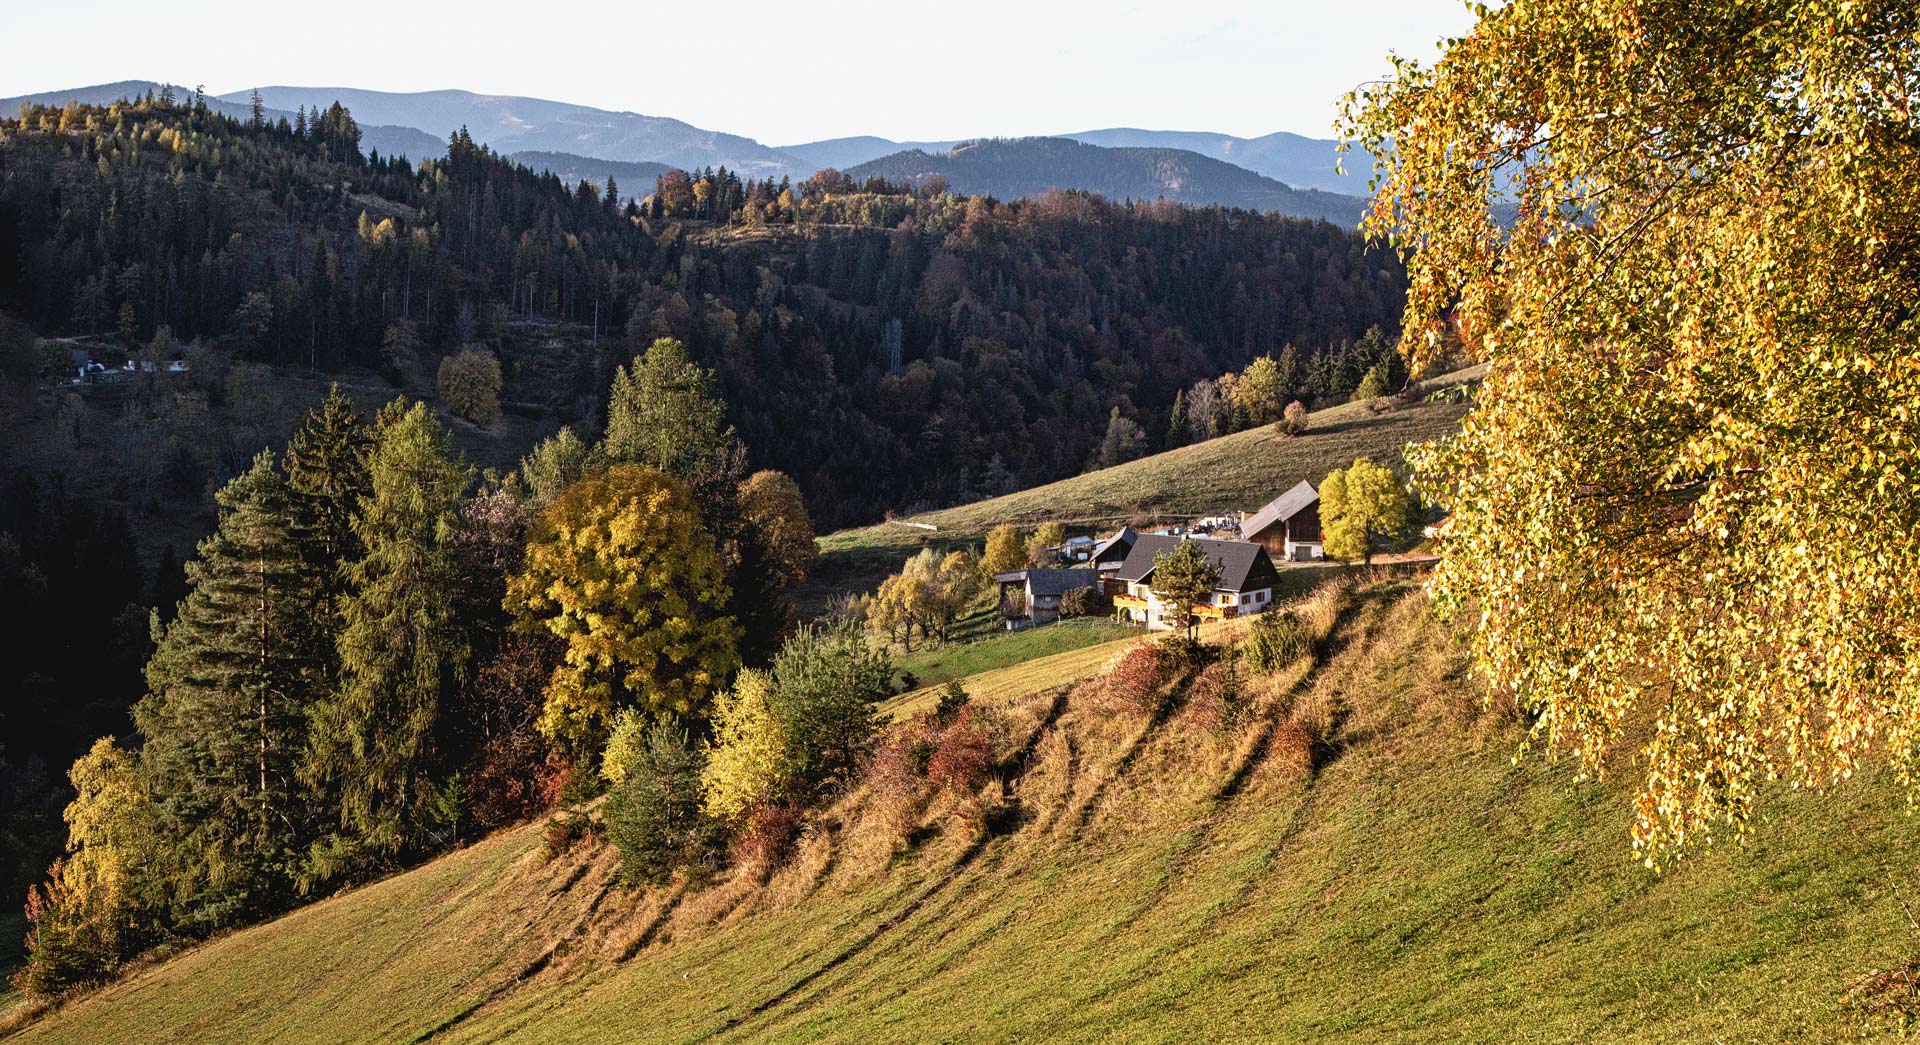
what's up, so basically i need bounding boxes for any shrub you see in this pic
[602,721,725,885]
[436,346,502,424]
[1274,399,1310,437]
[541,810,592,860]
[1267,719,1318,781]
[1059,585,1111,619]
[926,707,995,794]
[1184,652,1243,734]
[1353,363,1391,402]
[864,727,932,838]
[729,800,807,873]
[13,864,115,997]
[1158,634,1216,671]
[1106,645,1170,711]
[702,671,796,824]
[600,708,649,787]
[1245,608,1313,674]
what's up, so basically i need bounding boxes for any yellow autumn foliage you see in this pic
[1344,0,1920,862]
[700,670,794,823]
[509,464,740,751]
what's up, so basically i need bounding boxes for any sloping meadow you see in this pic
[15,580,1918,1043]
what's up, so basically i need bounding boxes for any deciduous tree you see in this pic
[700,670,794,823]
[437,347,502,425]
[1338,0,1920,859]
[737,470,816,587]
[507,464,739,753]
[980,524,1025,578]
[1319,458,1406,563]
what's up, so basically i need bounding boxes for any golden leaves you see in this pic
[1348,0,1920,863]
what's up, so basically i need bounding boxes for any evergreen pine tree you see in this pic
[284,386,371,676]
[135,452,320,922]
[1165,389,1189,449]
[304,403,471,874]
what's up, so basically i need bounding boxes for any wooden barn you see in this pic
[1241,480,1323,561]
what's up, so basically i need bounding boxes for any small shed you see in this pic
[994,568,1103,627]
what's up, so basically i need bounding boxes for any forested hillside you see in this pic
[0,91,1411,994]
[0,95,1405,528]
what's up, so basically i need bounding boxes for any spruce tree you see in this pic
[135,452,319,922]
[1165,389,1189,449]
[304,403,471,873]
[284,385,371,679]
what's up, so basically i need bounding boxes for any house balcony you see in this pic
[1113,594,1150,612]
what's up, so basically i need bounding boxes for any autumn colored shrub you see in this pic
[1267,719,1318,781]
[12,863,114,996]
[467,730,552,832]
[1106,645,1170,711]
[1275,399,1310,437]
[1183,655,1242,734]
[541,810,592,860]
[864,728,933,838]
[729,800,807,874]
[926,708,994,794]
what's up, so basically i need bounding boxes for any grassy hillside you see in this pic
[798,371,1479,612]
[14,579,1917,1043]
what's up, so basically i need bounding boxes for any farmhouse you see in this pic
[994,568,1103,628]
[1241,480,1324,561]
[1111,535,1280,630]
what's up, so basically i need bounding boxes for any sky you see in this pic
[0,1,1478,144]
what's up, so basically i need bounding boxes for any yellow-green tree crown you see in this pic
[1343,0,1920,863]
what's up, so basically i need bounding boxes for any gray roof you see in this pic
[1114,535,1280,592]
[1242,480,1319,540]
[1089,525,1137,563]
[995,568,1103,597]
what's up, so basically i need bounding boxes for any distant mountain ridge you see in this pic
[843,138,1367,223]
[787,128,1357,194]
[4,81,1364,219]
[219,86,806,177]
[506,152,671,202]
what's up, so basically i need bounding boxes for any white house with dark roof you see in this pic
[1110,534,1281,630]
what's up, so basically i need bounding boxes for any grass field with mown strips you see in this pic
[14,577,1918,1044]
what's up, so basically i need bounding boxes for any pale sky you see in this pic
[0,1,1478,144]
